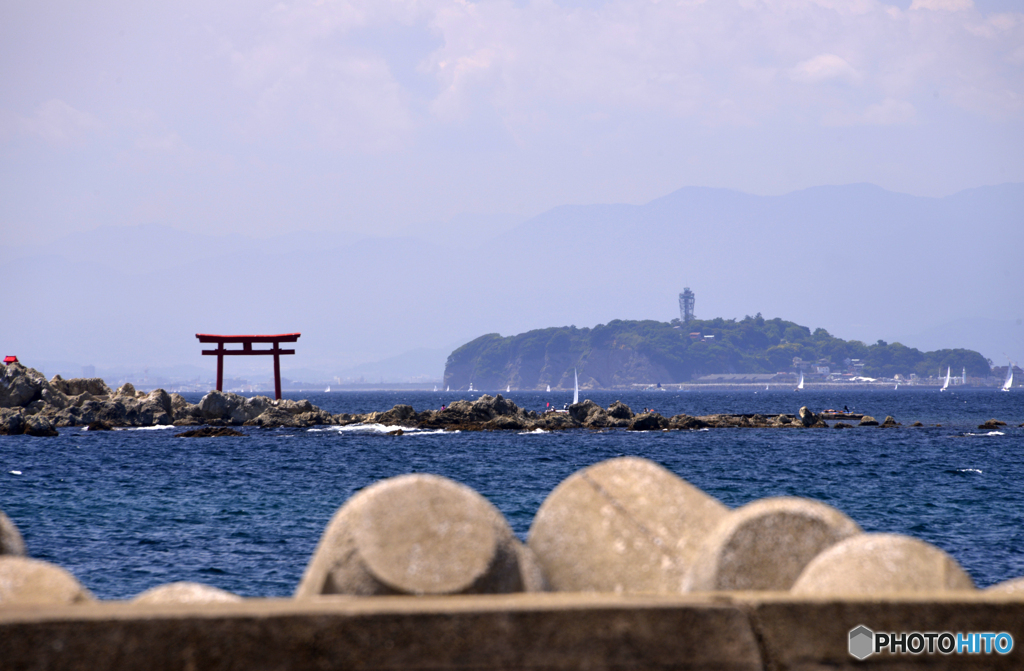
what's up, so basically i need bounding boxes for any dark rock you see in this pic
[911,421,923,427]
[531,412,578,430]
[607,401,634,420]
[833,422,853,429]
[85,420,113,431]
[859,415,879,426]
[978,418,1006,430]
[0,363,45,408]
[669,414,709,430]
[568,400,601,423]
[483,415,527,431]
[175,427,246,438]
[373,404,417,425]
[23,415,58,437]
[628,412,669,431]
[0,408,26,435]
[881,416,899,428]
[244,407,301,428]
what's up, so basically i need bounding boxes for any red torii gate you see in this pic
[196,333,300,400]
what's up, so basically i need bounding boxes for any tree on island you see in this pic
[443,316,991,390]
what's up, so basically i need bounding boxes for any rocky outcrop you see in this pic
[0,365,336,431]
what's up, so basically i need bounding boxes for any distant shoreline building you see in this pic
[678,288,695,324]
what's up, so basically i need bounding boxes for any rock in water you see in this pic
[858,415,879,426]
[295,474,542,597]
[791,533,975,595]
[1,511,27,556]
[528,457,727,593]
[684,497,861,592]
[0,556,94,605]
[175,427,245,438]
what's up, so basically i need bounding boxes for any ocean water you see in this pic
[2,388,1022,599]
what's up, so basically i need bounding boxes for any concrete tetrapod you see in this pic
[0,556,94,605]
[791,533,976,594]
[528,456,728,593]
[295,474,544,597]
[132,581,243,604]
[986,577,1024,596]
[684,497,861,592]
[0,510,26,556]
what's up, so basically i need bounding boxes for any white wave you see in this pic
[518,428,549,434]
[964,431,1004,437]
[9,470,22,475]
[309,423,452,436]
[124,425,178,431]
[956,468,983,474]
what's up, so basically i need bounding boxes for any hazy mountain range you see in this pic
[7,183,1022,382]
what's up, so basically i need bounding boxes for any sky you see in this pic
[2,0,1023,381]
[2,0,1022,247]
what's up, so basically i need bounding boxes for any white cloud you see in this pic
[910,0,974,11]
[790,54,861,83]
[19,99,102,146]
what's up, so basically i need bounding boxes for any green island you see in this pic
[443,315,992,390]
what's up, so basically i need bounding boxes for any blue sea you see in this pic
[2,389,1022,599]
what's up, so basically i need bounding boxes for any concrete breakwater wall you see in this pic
[3,458,1023,669]
[1,362,970,435]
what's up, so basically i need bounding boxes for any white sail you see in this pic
[941,367,950,391]
[468,382,474,392]
[325,385,331,392]
[962,367,967,385]
[546,384,551,393]
[506,385,510,393]
[446,385,450,392]
[1002,363,1013,392]
[573,369,579,405]
[796,371,804,391]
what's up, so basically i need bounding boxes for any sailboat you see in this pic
[506,384,510,393]
[962,367,967,385]
[940,367,950,392]
[1002,363,1013,392]
[468,382,475,392]
[795,371,804,391]
[573,369,579,405]
[325,385,331,392]
[446,385,450,392]
[546,384,551,393]
[433,385,437,392]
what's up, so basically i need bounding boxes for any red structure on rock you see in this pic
[196,333,300,400]
[3,356,18,365]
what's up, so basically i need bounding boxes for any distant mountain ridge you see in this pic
[443,317,991,390]
[6,183,1022,375]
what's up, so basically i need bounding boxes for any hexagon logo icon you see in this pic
[849,625,874,660]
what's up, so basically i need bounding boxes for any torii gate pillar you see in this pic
[196,333,301,400]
